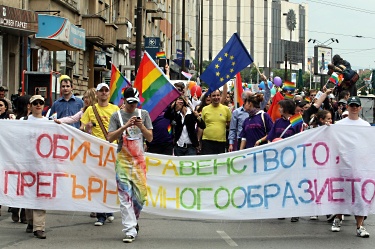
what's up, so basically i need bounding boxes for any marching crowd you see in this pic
[0,54,371,241]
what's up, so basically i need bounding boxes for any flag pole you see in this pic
[233,76,238,108]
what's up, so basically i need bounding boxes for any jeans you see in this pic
[173,145,196,156]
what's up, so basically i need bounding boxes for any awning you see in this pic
[34,14,85,51]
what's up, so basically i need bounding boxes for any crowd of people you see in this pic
[0,54,371,240]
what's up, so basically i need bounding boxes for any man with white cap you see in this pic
[80,83,119,226]
[108,87,153,243]
[332,96,370,238]
[49,75,83,128]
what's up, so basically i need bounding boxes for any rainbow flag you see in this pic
[304,96,311,103]
[156,51,166,59]
[134,52,180,121]
[109,64,131,106]
[284,93,294,99]
[181,71,192,79]
[289,113,303,127]
[235,72,244,106]
[329,72,344,86]
[283,81,296,91]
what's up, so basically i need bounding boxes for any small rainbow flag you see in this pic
[283,81,296,91]
[289,113,303,127]
[304,96,311,103]
[109,64,131,106]
[284,93,294,99]
[156,51,166,59]
[134,52,180,121]
[167,124,172,134]
[329,72,343,86]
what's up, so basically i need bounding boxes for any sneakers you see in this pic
[123,235,135,243]
[357,226,370,238]
[331,218,341,232]
[106,215,114,223]
[26,224,33,233]
[94,220,104,226]
[291,217,299,222]
[310,216,318,220]
[34,230,46,239]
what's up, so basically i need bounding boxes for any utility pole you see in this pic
[135,0,143,72]
[199,0,203,75]
[181,0,186,75]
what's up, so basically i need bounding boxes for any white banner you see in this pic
[1,120,375,220]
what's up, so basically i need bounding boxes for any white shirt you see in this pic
[336,117,370,127]
[20,115,49,121]
[176,108,193,146]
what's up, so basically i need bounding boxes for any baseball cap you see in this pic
[338,99,347,104]
[60,75,71,83]
[30,95,45,104]
[123,87,140,104]
[347,96,361,106]
[96,83,109,91]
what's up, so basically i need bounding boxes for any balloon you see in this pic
[190,85,202,98]
[267,80,273,89]
[188,81,196,90]
[271,87,277,96]
[259,81,265,89]
[274,76,282,87]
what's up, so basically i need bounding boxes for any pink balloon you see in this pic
[191,85,202,97]
[274,76,282,87]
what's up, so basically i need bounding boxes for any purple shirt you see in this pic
[239,112,273,148]
[147,111,173,145]
[267,117,302,142]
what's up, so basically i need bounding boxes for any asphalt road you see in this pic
[0,206,373,249]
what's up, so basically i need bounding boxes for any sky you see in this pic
[292,0,375,70]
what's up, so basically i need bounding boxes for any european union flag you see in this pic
[200,33,253,94]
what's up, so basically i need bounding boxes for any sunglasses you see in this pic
[98,88,109,92]
[32,101,44,106]
[349,104,360,108]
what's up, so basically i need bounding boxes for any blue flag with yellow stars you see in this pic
[200,33,253,94]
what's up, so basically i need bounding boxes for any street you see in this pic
[0,207,373,249]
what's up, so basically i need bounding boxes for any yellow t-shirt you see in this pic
[80,103,120,140]
[201,104,231,142]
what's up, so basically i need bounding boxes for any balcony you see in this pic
[103,23,118,48]
[53,0,78,12]
[116,23,132,44]
[151,11,165,21]
[115,17,132,44]
[145,0,159,13]
[81,15,106,45]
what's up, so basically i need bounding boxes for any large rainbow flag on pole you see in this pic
[134,52,180,121]
[109,64,131,105]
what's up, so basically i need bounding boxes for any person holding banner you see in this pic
[22,95,49,239]
[332,96,370,238]
[107,87,153,243]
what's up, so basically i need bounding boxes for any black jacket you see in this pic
[164,105,206,147]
